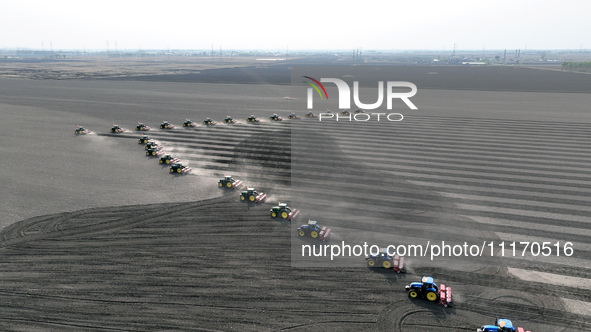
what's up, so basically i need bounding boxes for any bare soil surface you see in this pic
[0,66,590,331]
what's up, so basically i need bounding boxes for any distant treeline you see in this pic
[561,61,591,72]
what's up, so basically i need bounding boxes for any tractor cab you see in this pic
[420,276,437,291]
[306,220,320,231]
[478,319,516,332]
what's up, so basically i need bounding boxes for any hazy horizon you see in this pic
[2,0,590,51]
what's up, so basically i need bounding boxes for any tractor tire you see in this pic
[281,212,288,219]
[426,291,438,302]
[240,195,245,201]
[111,129,114,133]
[382,260,392,269]
[408,290,419,299]
[166,160,170,164]
[226,182,232,188]
[249,195,255,202]
[271,212,277,218]
[367,259,376,267]
[177,168,181,173]
[146,152,150,156]
[299,230,305,237]
[310,231,318,238]
[170,168,174,173]
[218,182,223,187]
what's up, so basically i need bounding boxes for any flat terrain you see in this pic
[0,63,590,331]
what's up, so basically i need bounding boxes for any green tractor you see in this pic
[270,202,300,221]
[240,187,267,203]
[218,175,243,189]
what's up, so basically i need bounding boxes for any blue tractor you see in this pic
[405,276,452,307]
[478,318,530,332]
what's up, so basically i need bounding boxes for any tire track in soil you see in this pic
[2,114,590,331]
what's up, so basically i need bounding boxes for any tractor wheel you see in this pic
[218,182,223,187]
[170,168,174,173]
[271,212,277,218]
[226,182,232,188]
[177,168,181,173]
[310,231,318,238]
[367,259,376,267]
[249,195,255,202]
[281,212,288,219]
[159,160,163,164]
[382,260,392,269]
[111,129,114,133]
[408,290,419,299]
[166,160,170,164]
[298,230,305,237]
[240,195,245,201]
[426,291,438,302]
[146,152,150,156]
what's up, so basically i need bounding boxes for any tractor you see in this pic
[269,113,283,121]
[297,220,331,241]
[183,119,197,127]
[110,124,125,133]
[240,187,266,203]
[203,118,217,125]
[138,135,154,144]
[405,276,452,307]
[218,175,243,189]
[477,318,532,332]
[170,163,191,174]
[270,202,300,221]
[247,115,260,122]
[224,116,236,124]
[287,113,300,119]
[354,108,365,113]
[135,122,151,131]
[145,141,162,150]
[74,126,90,135]
[340,110,350,116]
[159,154,179,165]
[146,147,165,157]
[160,121,175,129]
[366,248,406,273]
[304,111,317,118]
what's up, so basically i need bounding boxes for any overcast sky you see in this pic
[1,0,589,51]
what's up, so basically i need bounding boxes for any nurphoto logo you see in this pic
[303,76,418,111]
